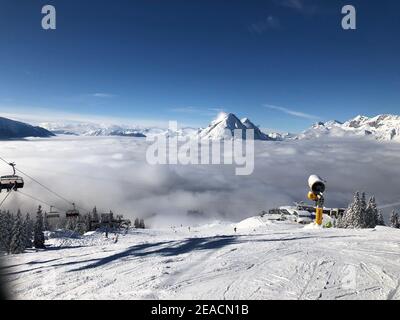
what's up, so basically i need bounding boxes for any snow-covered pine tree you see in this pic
[134,218,140,229]
[24,213,33,248]
[341,192,360,228]
[76,216,87,235]
[0,211,5,252]
[365,196,378,228]
[390,211,399,228]
[0,211,7,252]
[84,213,92,232]
[10,210,26,254]
[377,212,385,226]
[359,192,368,228]
[139,219,145,229]
[33,206,46,249]
[92,207,99,223]
[335,215,343,228]
[0,211,14,253]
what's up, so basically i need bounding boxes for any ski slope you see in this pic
[2,220,400,300]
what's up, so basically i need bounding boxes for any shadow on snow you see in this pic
[71,236,237,272]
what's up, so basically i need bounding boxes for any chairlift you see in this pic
[47,206,60,219]
[66,203,80,218]
[0,162,24,192]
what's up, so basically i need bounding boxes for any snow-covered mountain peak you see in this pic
[311,120,342,129]
[198,113,272,140]
[198,113,246,140]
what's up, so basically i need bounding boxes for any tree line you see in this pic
[336,192,385,229]
[134,218,146,229]
[1,205,146,255]
[0,206,45,255]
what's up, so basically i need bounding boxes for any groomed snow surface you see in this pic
[2,220,400,300]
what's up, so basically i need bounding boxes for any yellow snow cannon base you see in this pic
[315,207,323,226]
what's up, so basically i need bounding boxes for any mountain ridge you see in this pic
[298,114,400,141]
[0,117,55,139]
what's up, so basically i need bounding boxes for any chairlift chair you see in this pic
[0,162,24,192]
[47,206,60,219]
[66,203,80,218]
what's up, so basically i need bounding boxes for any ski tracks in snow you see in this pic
[3,223,400,300]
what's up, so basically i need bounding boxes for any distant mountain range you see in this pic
[37,114,281,140]
[297,114,400,142]
[2,113,400,143]
[0,117,54,139]
[40,122,149,138]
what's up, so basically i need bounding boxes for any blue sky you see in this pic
[0,0,399,132]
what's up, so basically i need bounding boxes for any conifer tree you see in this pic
[377,212,385,226]
[92,207,99,223]
[134,218,140,229]
[390,211,399,228]
[10,210,26,254]
[341,192,361,228]
[335,215,344,228]
[359,192,367,228]
[24,213,33,248]
[84,213,92,232]
[0,211,14,253]
[365,196,378,228]
[33,206,46,249]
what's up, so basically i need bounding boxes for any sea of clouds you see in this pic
[1,135,400,227]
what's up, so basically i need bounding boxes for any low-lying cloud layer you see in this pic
[1,136,400,227]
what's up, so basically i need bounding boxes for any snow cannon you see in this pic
[307,175,326,226]
[308,175,326,194]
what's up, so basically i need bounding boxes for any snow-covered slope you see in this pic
[4,221,400,300]
[198,113,271,140]
[0,117,54,139]
[297,114,400,142]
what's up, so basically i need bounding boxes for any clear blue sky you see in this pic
[0,0,399,132]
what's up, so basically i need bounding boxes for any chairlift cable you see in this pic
[16,190,68,213]
[0,189,13,209]
[0,155,91,212]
